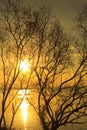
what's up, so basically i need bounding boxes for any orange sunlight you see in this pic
[20,99,29,123]
[18,89,30,98]
[20,59,31,73]
[18,89,30,123]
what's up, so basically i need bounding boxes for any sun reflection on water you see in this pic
[18,89,30,125]
[20,99,29,124]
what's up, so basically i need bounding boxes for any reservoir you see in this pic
[0,89,86,130]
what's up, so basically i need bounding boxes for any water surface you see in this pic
[0,90,86,130]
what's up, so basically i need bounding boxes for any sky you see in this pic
[25,0,87,32]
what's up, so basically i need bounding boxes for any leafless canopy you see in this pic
[0,0,87,130]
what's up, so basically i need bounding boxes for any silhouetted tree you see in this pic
[0,0,87,130]
[27,3,87,130]
[0,0,36,129]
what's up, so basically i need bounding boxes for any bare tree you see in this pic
[0,0,37,129]
[27,4,87,130]
[0,0,87,130]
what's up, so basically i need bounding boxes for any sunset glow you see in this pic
[20,59,30,72]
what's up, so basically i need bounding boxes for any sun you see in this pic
[20,59,30,72]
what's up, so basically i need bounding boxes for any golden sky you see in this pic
[26,0,87,32]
